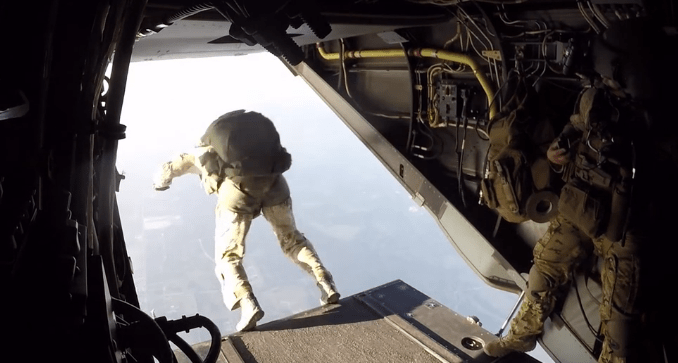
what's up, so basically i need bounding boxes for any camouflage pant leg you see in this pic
[214,204,255,311]
[511,215,592,338]
[531,215,592,298]
[505,265,558,340]
[595,231,643,363]
[484,216,592,358]
[262,198,332,283]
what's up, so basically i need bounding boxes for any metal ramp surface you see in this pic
[180,280,540,363]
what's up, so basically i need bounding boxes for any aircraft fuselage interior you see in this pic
[1,0,677,362]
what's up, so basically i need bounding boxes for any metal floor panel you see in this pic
[176,280,540,363]
[229,293,443,363]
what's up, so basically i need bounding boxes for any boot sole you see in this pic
[237,309,265,332]
[321,291,340,306]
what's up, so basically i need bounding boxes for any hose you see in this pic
[169,334,202,363]
[111,298,174,363]
[157,314,223,363]
[191,315,222,363]
[112,298,222,363]
[316,44,499,120]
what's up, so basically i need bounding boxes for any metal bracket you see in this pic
[481,50,502,61]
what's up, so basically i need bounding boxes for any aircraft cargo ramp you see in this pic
[177,280,540,363]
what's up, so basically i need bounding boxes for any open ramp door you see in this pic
[178,280,541,363]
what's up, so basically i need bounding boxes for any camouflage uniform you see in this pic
[485,218,643,362]
[483,214,591,357]
[154,148,338,311]
[485,87,645,362]
[212,175,336,310]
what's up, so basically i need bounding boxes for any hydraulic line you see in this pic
[578,1,602,33]
[588,1,610,29]
[316,44,498,120]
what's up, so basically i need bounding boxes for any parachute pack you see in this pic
[480,114,534,223]
[480,110,559,224]
[199,110,292,178]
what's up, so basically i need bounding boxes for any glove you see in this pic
[153,162,172,191]
[546,139,570,165]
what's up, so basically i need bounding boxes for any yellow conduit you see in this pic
[316,43,499,120]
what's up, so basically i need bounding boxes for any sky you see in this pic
[116,53,553,362]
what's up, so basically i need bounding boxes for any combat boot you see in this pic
[483,296,552,357]
[236,293,264,332]
[317,275,340,305]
